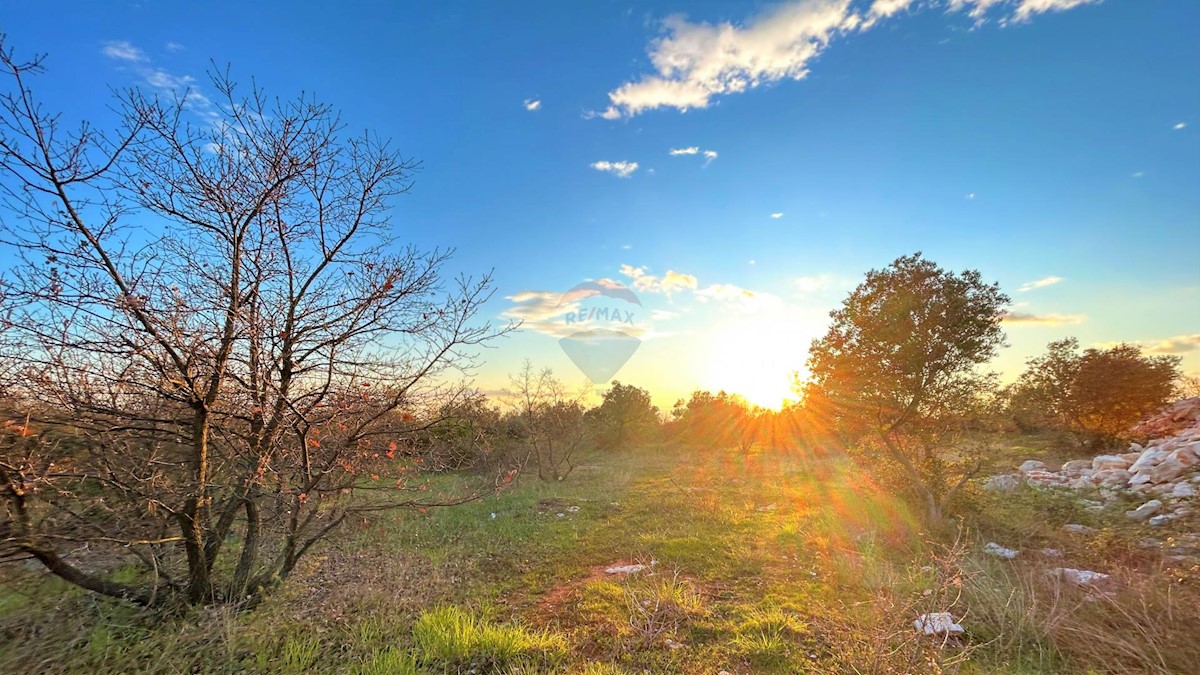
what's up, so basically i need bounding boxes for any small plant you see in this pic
[731,605,807,666]
[359,647,419,675]
[624,571,704,647]
[413,605,568,669]
[277,636,321,674]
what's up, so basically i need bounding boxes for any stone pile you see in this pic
[986,398,1200,526]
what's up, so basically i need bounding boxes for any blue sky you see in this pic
[3,0,1198,407]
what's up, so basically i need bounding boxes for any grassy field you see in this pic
[2,441,1197,674]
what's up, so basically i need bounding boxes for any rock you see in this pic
[1053,567,1111,586]
[566,505,581,513]
[1129,473,1153,487]
[983,474,1020,492]
[605,563,648,574]
[756,503,777,512]
[1063,523,1096,535]
[1020,460,1048,474]
[1144,448,1199,484]
[1078,498,1104,511]
[1025,470,1067,486]
[983,542,1019,559]
[1126,499,1163,521]
[1061,459,1093,475]
[1093,455,1132,471]
[1148,514,1178,526]
[1040,548,1063,557]
[1138,538,1162,549]
[913,612,964,636]
[1129,448,1169,474]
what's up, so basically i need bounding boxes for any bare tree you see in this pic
[507,360,588,481]
[0,39,510,607]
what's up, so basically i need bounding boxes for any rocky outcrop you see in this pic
[995,400,1199,526]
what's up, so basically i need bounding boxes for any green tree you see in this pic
[803,253,1009,522]
[1009,338,1180,440]
[586,381,659,449]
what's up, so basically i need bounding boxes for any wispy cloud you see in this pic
[1144,334,1200,355]
[770,212,784,219]
[795,274,831,294]
[501,290,578,338]
[523,98,542,111]
[101,40,146,62]
[1017,275,1063,292]
[695,283,783,312]
[619,265,698,295]
[1001,311,1085,325]
[593,0,1098,118]
[164,41,185,53]
[669,146,700,155]
[591,160,639,178]
[101,40,218,125]
[1174,122,1187,130]
[702,149,718,166]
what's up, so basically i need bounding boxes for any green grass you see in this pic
[2,438,1196,673]
[412,605,567,669]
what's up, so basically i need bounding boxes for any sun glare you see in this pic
[701,316,814,409]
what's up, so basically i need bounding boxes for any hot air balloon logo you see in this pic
[556,280,641,384]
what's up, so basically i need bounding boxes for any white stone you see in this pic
[1040,548,1063,557]
[983,474,1020,492]
[913,612,964,636]
[1019,460,1048,474]
[1093,455,1132,471]
[984,542,1019,559]
[1061,459,1093,475]
[1129,448,1168,474]
[1126,499,1163,521]
[1148,514,1178,526]
[1145,448,1199,484]
[605,563,647,574]
[1063,524,1096,535]
[1053,568,1111,586]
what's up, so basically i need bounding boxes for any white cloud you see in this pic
[669,146,700,155]
[1010,0,1101,23]
[864,0,917,27]
[702,149,718,165]
[101,40,147,62]
[966,192,976,200]
[594,0,1098,118]
[1001,311,1085,325]
[1144,334,1200,355]
[748,259,757,265]
[621,244,633,250]
[165,42,185,53]
[100,42,218,126]
[770,212,784,219]
[619,264,698,295]
[1017,275,1064,292]
[948,0,1100,23]
[591,161,639,178]
[1174,122,1187,130]
[595,1,858,118]
[696,283,783,312]
[1132,171,1145,178]
[794,274,831,294]
[501,290,577,338]
[523,98,542,111]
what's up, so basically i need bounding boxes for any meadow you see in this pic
[3,435,1196,674]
